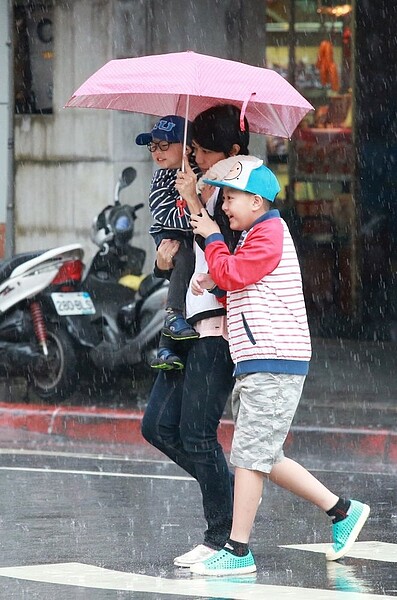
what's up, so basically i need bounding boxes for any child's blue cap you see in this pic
[135,115,190,146]
[203,157,281,202]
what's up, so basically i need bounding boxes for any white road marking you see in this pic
[0,447,171,463]
[0,466,192,481]
[0,448,392,476]
[281,541,397,563]
[0,448,170,465]
[0,562,394,599]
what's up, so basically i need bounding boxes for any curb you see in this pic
[0,402,395,464]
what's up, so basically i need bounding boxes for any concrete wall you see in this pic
[13,0,266,271]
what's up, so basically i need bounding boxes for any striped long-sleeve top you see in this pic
[148,167,200,236]
[204,209,312,376]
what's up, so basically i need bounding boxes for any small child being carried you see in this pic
[135,115,201,370]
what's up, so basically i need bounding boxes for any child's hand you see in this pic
[190,209,220,238]
[191,273,215,296]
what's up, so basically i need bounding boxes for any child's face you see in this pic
[221,187,265,231]
[149,139,184,169]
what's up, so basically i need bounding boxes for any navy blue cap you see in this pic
[135,115,190,146]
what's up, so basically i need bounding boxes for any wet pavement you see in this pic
[0,336,396,597]
[1,337,396,473]
[2,337,396,431]
[0,427,395,599]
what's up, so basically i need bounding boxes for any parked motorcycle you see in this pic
[0,243,96,399]
[79,166,168,373]
[0,167,167,401]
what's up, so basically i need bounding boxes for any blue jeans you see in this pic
[141,335,234,549]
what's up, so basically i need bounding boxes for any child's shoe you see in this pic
[150,348,184,371]
[162,311,200,341]
[326,500,370,561]
[190,548,256,576]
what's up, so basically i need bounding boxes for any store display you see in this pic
[295,126,353,176]
[316,40,339,91]
[266,1,355,317]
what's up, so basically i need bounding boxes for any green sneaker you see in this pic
[326,500,370,561]
[190,548,256,576]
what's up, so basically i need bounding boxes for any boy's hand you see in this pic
[190,208,220,238]
[191,273,215,296]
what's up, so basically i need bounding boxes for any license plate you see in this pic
[51,292,96,316]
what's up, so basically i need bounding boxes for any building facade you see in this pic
[5,0,397,340]
[10,0,266,269]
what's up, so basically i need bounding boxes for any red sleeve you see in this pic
[205,219,283,291]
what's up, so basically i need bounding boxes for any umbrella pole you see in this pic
[175,95,190,218]
[181,94,190,172]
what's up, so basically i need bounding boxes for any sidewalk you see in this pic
[0,337,396,464]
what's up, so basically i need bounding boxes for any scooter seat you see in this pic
[139,274,165,299]
[0,251,45,283]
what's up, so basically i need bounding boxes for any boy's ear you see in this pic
[252,194,265,210]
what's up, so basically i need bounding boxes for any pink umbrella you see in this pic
[65,50,313,140]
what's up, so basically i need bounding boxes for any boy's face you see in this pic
[221,187,266,231]
[150,139,184,169]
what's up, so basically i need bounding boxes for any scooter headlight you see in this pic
[114,214,131,232]
[109,206,134,247]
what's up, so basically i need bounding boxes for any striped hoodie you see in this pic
[204,209,311,376]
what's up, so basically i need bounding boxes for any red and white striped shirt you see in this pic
[204,210,311,376]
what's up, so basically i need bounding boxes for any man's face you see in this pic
[191,141,226,174]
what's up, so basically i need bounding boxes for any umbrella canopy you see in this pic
[65,51,313,139]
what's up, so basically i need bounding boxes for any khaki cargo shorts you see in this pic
[230,372,306,474]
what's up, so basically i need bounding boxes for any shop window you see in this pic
[14,1,54,114]
[265,1,356,325]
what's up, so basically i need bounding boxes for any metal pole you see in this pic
[0,1,9,257]
[6,0,15,258]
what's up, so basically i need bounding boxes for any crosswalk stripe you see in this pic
[281,541,397,563]
[0,562,395,599]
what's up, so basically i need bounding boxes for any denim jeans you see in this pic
[141,335,234,549]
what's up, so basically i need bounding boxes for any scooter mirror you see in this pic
[114,167,137,205]
[120,167,136,189]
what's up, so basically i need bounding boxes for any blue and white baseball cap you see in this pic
[135,115,190,145]
[203,156,281,202]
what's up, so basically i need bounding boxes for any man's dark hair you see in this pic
[192,104,250,156]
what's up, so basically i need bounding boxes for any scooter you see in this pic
[79,166,168,372]
[0,243,97,399]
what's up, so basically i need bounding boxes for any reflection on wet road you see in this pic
[0,430,395,599]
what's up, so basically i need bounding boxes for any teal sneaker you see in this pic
[190,548,256,576]
[326,500,370,561]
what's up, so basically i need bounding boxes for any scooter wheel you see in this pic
[28,327,78,400]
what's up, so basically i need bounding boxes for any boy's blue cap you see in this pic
[135,115,190,146]
[203,157,281,202]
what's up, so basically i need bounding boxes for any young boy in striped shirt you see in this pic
[189,156,370,576]
[136,115,201,370]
